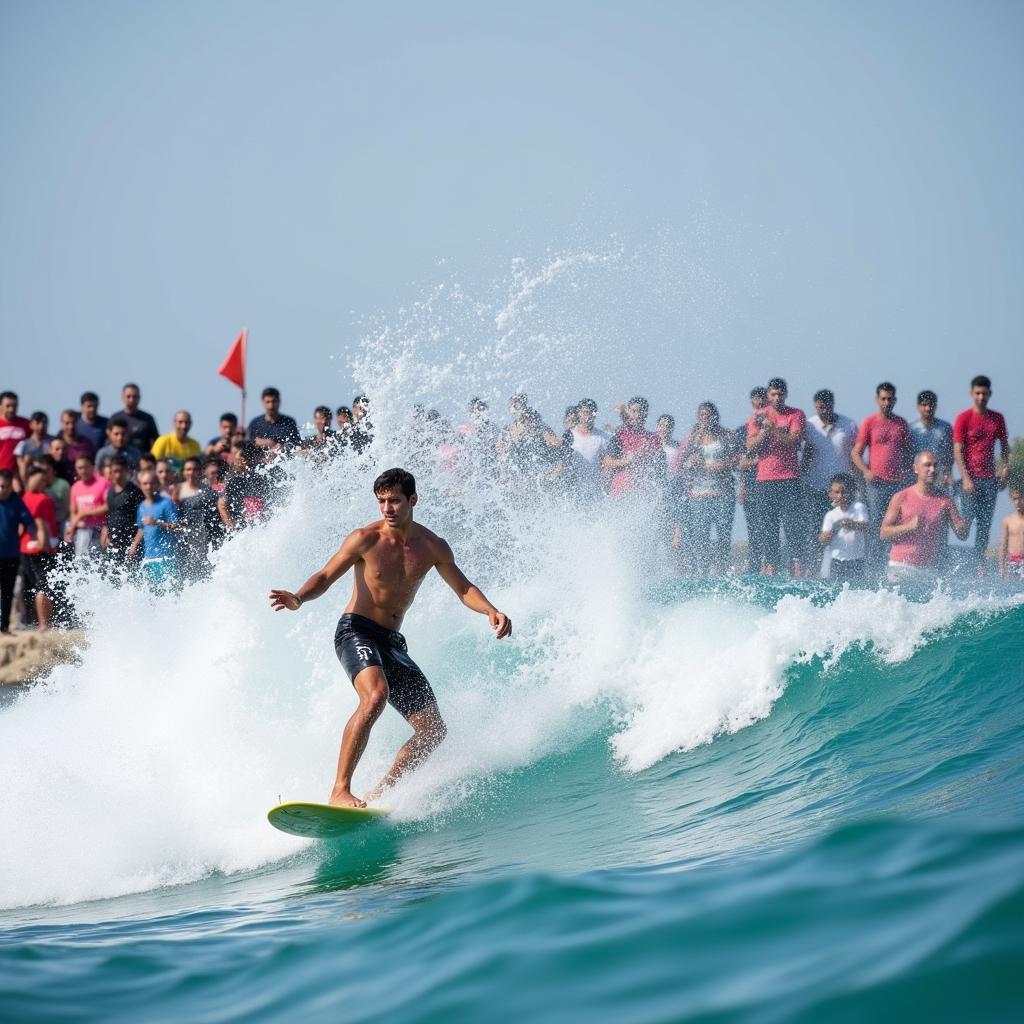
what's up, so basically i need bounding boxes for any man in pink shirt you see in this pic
[68,454,110,558]
[852,382,911,570]
[745,377,806,575]
[0,391,32,491]
[953,375,1009,572]
[881,450,968,586]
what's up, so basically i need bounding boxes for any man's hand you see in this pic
[269,589,302,611]
[962,476,975,495]
[489,609,512,639]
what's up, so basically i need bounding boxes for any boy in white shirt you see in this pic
[819,473,868,584]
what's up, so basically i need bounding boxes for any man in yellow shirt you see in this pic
[151,411,201,473]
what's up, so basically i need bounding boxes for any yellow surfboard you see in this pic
[268,801,389,839]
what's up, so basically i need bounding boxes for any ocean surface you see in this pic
[3,258,1024,1022]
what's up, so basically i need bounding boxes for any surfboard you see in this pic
[267,801,389,839]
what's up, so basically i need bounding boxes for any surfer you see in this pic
[269,467,512,808]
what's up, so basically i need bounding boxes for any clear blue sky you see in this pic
[2,0,1022,440]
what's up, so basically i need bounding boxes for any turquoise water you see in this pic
[3,259,1024,1021]
[3,575,1023,1022]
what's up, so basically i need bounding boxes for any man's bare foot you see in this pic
[328,788,366,809]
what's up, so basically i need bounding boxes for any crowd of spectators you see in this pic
[0,374,1020,635]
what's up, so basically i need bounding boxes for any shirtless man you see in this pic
[269,467,512,808]
[998,486,1024,579]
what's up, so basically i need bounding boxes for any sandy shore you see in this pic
[0,631,88,686]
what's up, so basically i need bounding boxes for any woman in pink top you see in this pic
[68,454,110,558]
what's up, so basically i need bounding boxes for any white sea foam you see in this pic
[2,252,1020,909]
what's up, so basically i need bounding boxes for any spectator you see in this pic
[0,469,39,633]
[882,450,968,586]
[602,396,666,498]
[15,412,53,486]
[101,455,144,568]
[570,399,610,499]
[218,442,271,530]
[349,394,374,454]
[248,387,301,451]
[113,383,159,453]
[818,473,868,584]
[953,375,1010,572]
[676,402,738,574]
[151,410,200,473]
[33,455,70,537]
[656,415,679,461]
[67,454,110,557]
[155,459,179,501]
[852,382,911,568]
[0,391,32,490]
[128,470,179,587]
[909,390,953,489]
[19,465,59,631]
[998,484,1024,579]
[745,378,806,575]
[201,458,227,550]
[801,389,859,560]
[335,405,354,437]
[137,453,157,480]
[305,405,336,449]
[77,391,109,451]
[57,409,96,470]
[48,436,74,483]
[736,387,767,574]
[204,412,238,466]
[95,418,142,473]
[176,456,211,581]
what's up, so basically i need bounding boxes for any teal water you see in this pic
[2,577,1023,1022]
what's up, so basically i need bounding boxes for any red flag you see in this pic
[218,329,247,391]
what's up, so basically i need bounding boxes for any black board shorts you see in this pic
[334,613,437,720]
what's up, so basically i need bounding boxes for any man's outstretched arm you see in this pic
[434,542,512,638]
[269,529,367,611]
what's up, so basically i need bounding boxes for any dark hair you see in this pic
[183,456,204,471]
[336,405,352,417]
[813,389,834,405]
[564,405,578,420]
[108,454,130,469]
[971,375,992,390]
[122,382,140,392]
[138,454,156,468]
[373,467,416,498]
[0,391,18,403]
[627,396,649,417]
[30,411,48,423]
[469,397,488,411]
[220,412,238,426]
[33,455,57,471]
[108,416,129,431]
[262,387,281,400]
[767,377,787,392]
[830,473,854,491]
[917,390,937,405]
[0,469,13,483]
[509,393,529,410]
[25,465,45,482]
[876,382,896,396]
[750,386,768,401]
[315,405,332,419]
[80,391,99,405]
[353,394,369,406]
[577,398,597,413]
[235,441,259,464]
[74,453,95,465]
[62,408,79,420]
[657,413,675,429]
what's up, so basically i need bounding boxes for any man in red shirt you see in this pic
[881,450,968,586]
[852,382,911,570]
[0,391,32,491]
[953,375,1009,572]
[745,377,806,575]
